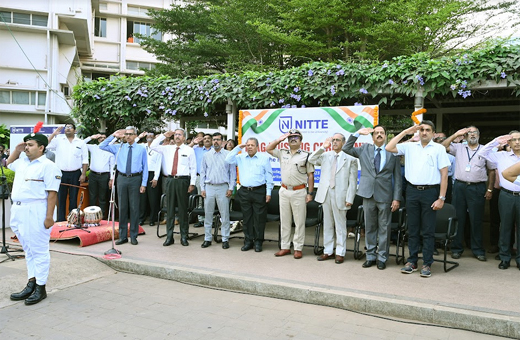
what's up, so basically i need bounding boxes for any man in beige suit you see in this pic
[309,133,358,264]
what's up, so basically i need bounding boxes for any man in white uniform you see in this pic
[8,131,61,305]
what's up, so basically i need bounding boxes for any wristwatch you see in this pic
[438,196,446,201]
[487,189,493,193]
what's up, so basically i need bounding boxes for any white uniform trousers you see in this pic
[322,187,347,256]
[204,184,231,242]
[279,187,307,251]
[10,200,52,285]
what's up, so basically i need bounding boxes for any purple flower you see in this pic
[330,85,336,95]
[291,105,297,108]
[94,94,100,99]
[382,63,388,68]
[397,62,401,66]
[403,80,408,84]
[125,95,131,101]
[354,102,362,106]
[159,105,165,110]
[359,88,368,94]
[416,75,425,86]
[308,70,314,76]
[450,85,457,91]
[132,104,137,107]
[279,98,285,103]
[211,78,219,83]
[270,101,275,107]
[204,112,208,117]
[172,109,177,115]
[101,87,106,91]
[207,99,212,103]
[458,89,472,99]
[294,87,299,92]
[301,105,306,108]
[336,65,342,69]
[336,69,345,76]
[146,109,151,114]
[327,70,331,75]
[388,79,394,85]
[501,71,507,79]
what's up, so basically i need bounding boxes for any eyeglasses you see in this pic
[124,133,135,136]
[466,131,479,135]
[288,136,300,141]
[64,126,74,129]
[331,138,342,142]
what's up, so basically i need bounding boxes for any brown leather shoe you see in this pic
[294,250,303,259]
[317,254,334,261]
[274,249,291,257]
[335,255,344,264]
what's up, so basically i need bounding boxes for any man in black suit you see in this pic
[343,125,402,270]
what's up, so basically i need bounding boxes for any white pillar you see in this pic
[226,98,236,139]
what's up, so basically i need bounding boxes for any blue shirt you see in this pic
[193,145,212,174]
[225,146,274,195]
[99,136,148,186]
[374,145,386,172]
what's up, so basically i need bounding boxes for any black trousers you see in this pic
[238,186,267,245]
[117,175,141,240]
[140,172,161,223]
[166,177,190,239]
[58,169,81,222]
[89,172,110,219]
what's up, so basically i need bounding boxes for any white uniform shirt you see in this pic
[478,138,520,192]
[84,137,115,175]
[47,135,88,171]
[144,144,163,181]
[395,140,451,185]
[150,134,197,185]
[8,155,62,202]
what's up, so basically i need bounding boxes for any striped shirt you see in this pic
[200,148,236,192]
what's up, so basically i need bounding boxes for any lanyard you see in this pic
[465,145,480,163]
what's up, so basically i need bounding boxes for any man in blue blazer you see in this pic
[343,125,402,269]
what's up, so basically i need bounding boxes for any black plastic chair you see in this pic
[433,203,459,272]
[347,195,365,259]
[187,194,221,242]
[390,205,407,265]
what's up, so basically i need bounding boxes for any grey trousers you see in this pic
[363,197,392,262]
[204,184,231,242]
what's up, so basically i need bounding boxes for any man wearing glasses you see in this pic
[478,130,520,270]
[47,123,88,222]
[441,126,495,262]
[100,127,148,245]
[151,129,197,247]
[267,129,314,259]
[199,132,236,249]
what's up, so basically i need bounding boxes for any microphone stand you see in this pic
[104,139,123,259]
[0,161,25,263]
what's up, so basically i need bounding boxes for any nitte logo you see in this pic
[279,116,328,133]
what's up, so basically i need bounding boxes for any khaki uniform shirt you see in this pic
[272,148,314,186]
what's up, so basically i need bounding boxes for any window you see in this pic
[126,61,155,71]
[0,90,45,106]
[0,11,47,27]
[61,84,70,97]
[94,17,107,37]
[13,12,30,25]
[127,6,149,17]
[127,21,161,43]
[99,3,108,11]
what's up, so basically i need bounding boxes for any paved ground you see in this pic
[0,253,509,340]
[1,221,519,338]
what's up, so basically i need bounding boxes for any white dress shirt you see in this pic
[47,134,88,171]
[144,144,163,181]
[150,134,197,185]
[84,137,115,176]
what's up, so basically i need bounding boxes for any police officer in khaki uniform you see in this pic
[7,131,62,305]
[267,129,314,259]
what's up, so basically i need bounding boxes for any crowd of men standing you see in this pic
[4,120,520,308]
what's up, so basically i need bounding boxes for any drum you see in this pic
[67,209,84,227]
[83,206,103,226]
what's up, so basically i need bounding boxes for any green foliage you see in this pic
[71,43,520,128]
[3,168,14,188]
[0,124,10,148]
[138,0,518,77]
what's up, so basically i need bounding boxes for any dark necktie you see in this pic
[171,146,179,176]
[126,145,133,175]
[374,148,381,174]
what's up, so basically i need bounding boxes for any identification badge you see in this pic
[465,164,471,172]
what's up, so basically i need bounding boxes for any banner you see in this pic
[239,106,378,185]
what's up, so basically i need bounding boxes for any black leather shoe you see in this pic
[181,238,189,246]
[139,221,145,225]
[362,260,376,268]
[222,241,230,249]
[149,222,155,226]
[377,261,386,270]
[201,241,212,248]
[115,239,128,245]
[451,252,462,259]
[131,238,138,245]
[10,279,36,301]
[25,284,47,305]
[498,260,510,269]
[194,221,204,228]
[163,238,174,246]
[254,242,263,252]
[241,243,253,251]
